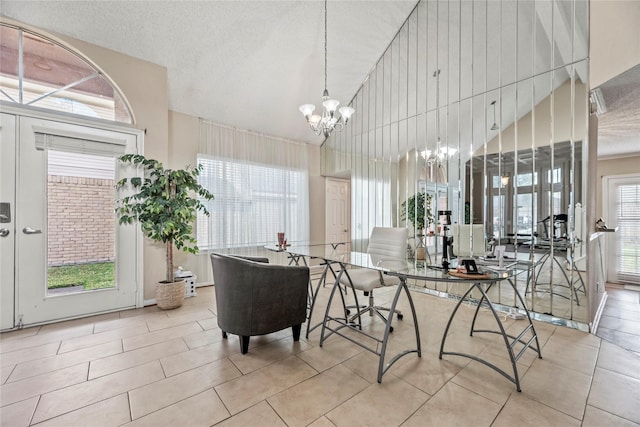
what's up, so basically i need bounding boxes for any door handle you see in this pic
[0,228,9,237]
[23,227,42,235]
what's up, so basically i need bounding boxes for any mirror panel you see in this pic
[321,0,591,326]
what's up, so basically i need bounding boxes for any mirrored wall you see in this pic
[322,0,590,324]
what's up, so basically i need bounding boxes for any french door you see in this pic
[0,112,143,329]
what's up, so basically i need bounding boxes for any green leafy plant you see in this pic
[401,191,434,232]
[116,154,214,283]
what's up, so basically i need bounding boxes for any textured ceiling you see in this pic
[596,64,640,159]
[1,1,638,158]
[0,0,418,145]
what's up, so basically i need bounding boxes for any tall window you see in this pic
[616,183,640,284]
[196,155,309,249]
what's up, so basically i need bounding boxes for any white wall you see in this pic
[590,0,640,88]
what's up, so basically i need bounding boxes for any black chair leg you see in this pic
[240,336,250,354]
[292,324,302,341]
[222,331,228,339]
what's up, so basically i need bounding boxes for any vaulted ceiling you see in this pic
[1,0,418,145]
[1,1,638,158]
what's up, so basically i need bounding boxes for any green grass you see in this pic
[48,262,115,291]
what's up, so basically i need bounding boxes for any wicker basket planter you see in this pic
[156,279,185,310]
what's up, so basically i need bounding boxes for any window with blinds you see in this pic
[616,183,640,284]
[196,154,309,250]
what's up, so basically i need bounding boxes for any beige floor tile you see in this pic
[552,324,601,348]
[31,361,164,424]
[0,363,88,406]
[0,324,94,353]
[38,312,117,333]
[146,309,215,332]
[197,317,219,330]
[588,367,640,424]
[122,322,202,351]
[89,338,187,379]
[0,326,41,342]
[214,401,287,427]
[597,340,640,381]
[117,305,165,319]
[229,335,312,375]
[308,416,337,427]
[160,338,240,377]
[0,396,38,427]
[438,326,492,358]
[583,405,640,427]
[59,324,149,353]
[181,328,225,349]
[339,338,415,383]
[481,336,541,369]
[0,364,14,384]
[296,335,363,373]
[215,355,318,415]
[492,393,581,427]
[0,342,60,367]
[9,340,122,382]
[268,364,369,427]
[32,393,131,427]
[125,388,229,427]
[402,381,501,427]
[326,376,429,427]
[393,349,467,395]
[450,349,526,405]
[93,311,168,333]
[519,358,592,420]
[537,333,599,375]
[129,358,241,419]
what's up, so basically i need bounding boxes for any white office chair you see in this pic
[451,224,487,257]
[339,227,408,329]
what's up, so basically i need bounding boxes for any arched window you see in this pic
[0,23,133,124]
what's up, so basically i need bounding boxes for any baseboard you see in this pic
[591,291,608,334]
[624,284,640,292]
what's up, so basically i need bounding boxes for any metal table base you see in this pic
[319,266,422,383]
[439,280,542,392]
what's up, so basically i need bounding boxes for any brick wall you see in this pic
[48,175,115,266]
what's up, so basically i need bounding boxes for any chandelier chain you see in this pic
[324,0,328,94]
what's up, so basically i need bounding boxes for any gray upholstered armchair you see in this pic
[210,252,309,354]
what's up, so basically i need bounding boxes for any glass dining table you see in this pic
[283,244,542,389]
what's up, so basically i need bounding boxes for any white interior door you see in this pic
[0,114,17,330]
[7,115,142,327]
[325,178,350,245]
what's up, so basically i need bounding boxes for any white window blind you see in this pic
[616,183,640,284]
[196,154,309,250]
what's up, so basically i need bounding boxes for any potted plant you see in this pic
[116,154,214,309]
[401,191,434,233]
[401,191,434,260]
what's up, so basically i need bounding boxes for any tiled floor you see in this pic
[1,284,640,426]
[597,284,640,357]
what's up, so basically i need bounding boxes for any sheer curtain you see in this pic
[197,120,310,250]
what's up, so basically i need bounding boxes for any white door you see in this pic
[2,114,142,328]
[0,114,17,330]
[325,178,350,245]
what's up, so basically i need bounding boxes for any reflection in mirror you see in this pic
[321,0,590,327]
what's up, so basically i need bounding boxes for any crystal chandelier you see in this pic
[299,0,354,138]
